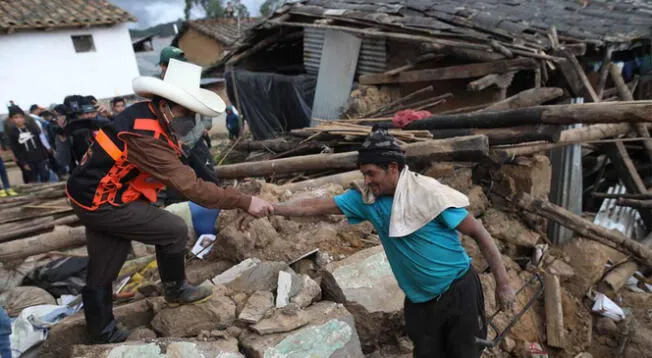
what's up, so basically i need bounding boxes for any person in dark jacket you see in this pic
[7,105,50,183]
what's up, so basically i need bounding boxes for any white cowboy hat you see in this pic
[132,59,225,116]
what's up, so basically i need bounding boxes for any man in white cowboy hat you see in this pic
[65,59,274,344]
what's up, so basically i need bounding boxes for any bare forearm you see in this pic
[475,226,510,288]
[274,197,341,217]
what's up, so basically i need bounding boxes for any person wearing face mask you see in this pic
[65,59,275,344]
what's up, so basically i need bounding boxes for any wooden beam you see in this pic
[481,87,564,112]
[544,273,565,348]
[554,49,600,102]
[359,58,537,85]
[215,135,489,179]
[467,71,515,92]
[591,192,652,200]
[0,226,86,261]
[383,53,443,76]
[513,192,652,267]
[609,62,652,163]
[596,46,615,99]
[600,233,652,294]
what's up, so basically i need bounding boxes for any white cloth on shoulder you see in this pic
[351,166,469,237]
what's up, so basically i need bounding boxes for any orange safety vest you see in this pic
[66,102,181,210]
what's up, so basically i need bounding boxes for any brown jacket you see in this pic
[122,134,251,210]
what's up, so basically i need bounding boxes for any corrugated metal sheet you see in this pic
[304,28,386,76]
[594,184,645,241]
[311,29,362,121]
[548,98,584,244]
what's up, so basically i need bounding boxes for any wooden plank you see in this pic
[609,62,652,162]
[359,58,537,85]
[513,193,652,266]
[544,273,565,348]
[481,87,564,111]
[554,49,600,102]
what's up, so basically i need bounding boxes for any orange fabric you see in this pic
[95,129,123,161]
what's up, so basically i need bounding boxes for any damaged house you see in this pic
[204,0,652,140]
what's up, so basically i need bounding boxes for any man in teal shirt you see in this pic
[273,130,514,357]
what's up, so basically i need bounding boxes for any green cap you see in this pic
[158,46,186,65]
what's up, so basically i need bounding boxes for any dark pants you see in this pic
[24,160,50,183]
[404,267,487,358]
[72,201,187,288]
[0,158,9,189]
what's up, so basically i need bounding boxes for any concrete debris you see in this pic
[71,338,243,358]
[240,301,364,358]
[230,292,249,316]
[151,293,236,337]
[483,208,541,248]
[276,270,303,308]
[0,286,56,316]
[291,274,322,308]
[127,327,158,341]
[226,326,243,338]
[321,245,404,351]
[250,307,310,335]
[209,258,289,295]
[238,291,274,324]
[424,162,474,193]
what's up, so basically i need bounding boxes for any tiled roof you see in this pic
[186,18,257,45]
[0,0,136,33]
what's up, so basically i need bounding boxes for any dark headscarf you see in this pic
[7,105,24,118]
[357,128,406,167]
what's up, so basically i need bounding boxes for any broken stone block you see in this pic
[151,293,236,337]
[482,209,540,248]
[276,270,303,308]
[226,326,243,338]
[41,299,155,358]
[546,259,575,280]
[467,185,489,217]
[71,338,243,358]
[321,245,404,351]
[291,274,322,308]
[596,317,619,336]
[251,307,310,335]
[127,327,157,341]
[240,301,364,358]
[497,155,551,200]
[131,241,154,257]
[424,163,474,192]
[238,291,274,324]
[209,258,289,295]
[562,238,622,297]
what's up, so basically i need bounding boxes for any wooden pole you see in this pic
[480,87,564,112]
[609,63,652,162]
[0,216,54,243]
[512,193,652,267]
[615,198,652,209]
[592,192,652,200]
[278,170,363,192]
[600,233,652,294]
[430,125,560,145]
[215,135,489,179]
[400,102,652,130]
[0,226,86,261]
[359,58,537,85]
[544,273,565,348]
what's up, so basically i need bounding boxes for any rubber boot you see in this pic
[156,251,212,306]
[81,286,129,344]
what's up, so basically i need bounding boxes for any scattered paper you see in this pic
[191,234,217,259]
[592,292,626,321]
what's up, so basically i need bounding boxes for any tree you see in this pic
[184,0,225,20]
[236,3,250,18]
[259,0,284,17]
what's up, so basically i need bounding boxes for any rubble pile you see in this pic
[2,155,652,358]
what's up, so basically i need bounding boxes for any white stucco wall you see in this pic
[0,23,139,111]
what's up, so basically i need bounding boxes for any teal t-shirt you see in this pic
[334,189,471,303]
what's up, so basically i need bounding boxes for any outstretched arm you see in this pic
[456,214,515,310]
[274,197,343,217]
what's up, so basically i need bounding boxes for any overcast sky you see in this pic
[109,0,265,29]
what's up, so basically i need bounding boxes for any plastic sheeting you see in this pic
[226,70,316,140]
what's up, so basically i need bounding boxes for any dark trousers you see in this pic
[24,160,50,183]
[72,201,188,288]
[0,158,9,189]
[404,267,487,358]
